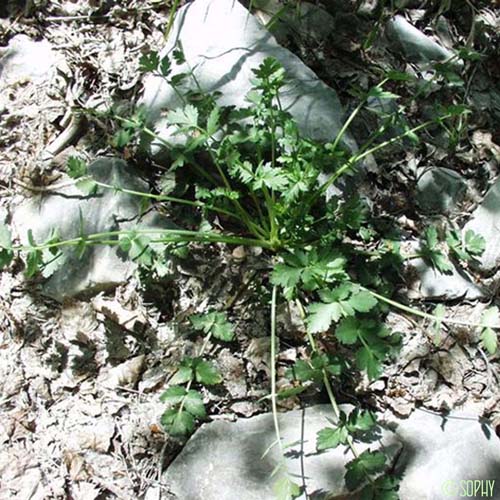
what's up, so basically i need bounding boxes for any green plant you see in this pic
[1,53,498,500]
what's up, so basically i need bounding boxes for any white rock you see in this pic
[0,35,61,87]
[465,177,500,273]
[140,0,357,158]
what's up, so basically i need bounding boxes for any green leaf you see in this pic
[113,128,133,149]
[167,104,199,128]
[184,390,206,418]
[307,302,342,334]
[160,386,186,404]
[273,473,301,500]
[75,177,97,196]
[286,359,320,382]
[170,364,194,385]
[421,226,453,273]
[481,327,497,355]
[336,317,359,345]
[190,312,235,341]
[67,156,87,179]
[447,228,485,262]
[161,408,195,436]
[0,223,13,269]
[159,55,171,77]
[481,306,499,329]
[40,249,66,278]
[347,409,377,433]
[356,346,382,380]
[345,450,386,490]
[206,106,221,136]
[464,229,485,256]
[480,307,499,353]
[194,359,222,385]
[316,426,348,450]
[139,51,159,73]
[271,264,302,290]
[348,291,377,313]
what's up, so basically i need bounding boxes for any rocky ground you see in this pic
[1,1,500,499]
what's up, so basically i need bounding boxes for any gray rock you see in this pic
[386,15,455,65]
[389,408,500,500]
[410,257,485,301]
[140,0,357,158]
[163,404,401,500]
[416,168,467,214]
[464,178,500,273]
[12,157,164,301]
[0,34,61,87]
[163,405,500,500]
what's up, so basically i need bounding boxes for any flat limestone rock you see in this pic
[386,16,455,65]
[0,34,61,87]
[163,404,401,500]
[12,157,164,301]
[416,167,467,215]
[389,408,500,500]
[162,405,500,500]
[464,178,500,273]
[409,258,485,301]
[140,0,357,158]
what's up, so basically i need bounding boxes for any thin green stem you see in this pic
[270,285,283,452]
[16,228,272,253]
[164,0,181,39]
[93,180,238,220]
[364,287,500,329]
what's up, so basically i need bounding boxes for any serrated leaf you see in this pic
[75,177,97,195]
[139,51,159,73]
[356,346,382,380]
[159,55,171,76]
[194,360,222,385]
[336,317,359,345]
[273,474,301,500]
[184,390,206,418]
[190,312,235,341]
[307,302,342,334]
[270,264,302,289]
[206,106,220,136]
[170,365,193,385]
[40,249,65,278]
[464,229,485,256]
[481,306,499,329]
[348,409,377,433]
[160,386,186,404]
[161,408,195,436]
[349,291,377,313]
[67,156,87,179]
[345,450,386,491]
[167,104,199,128]
[316,426,348,450]
[113,128,133,149]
